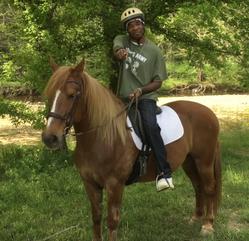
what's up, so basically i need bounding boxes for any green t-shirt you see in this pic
[113,34,167,100]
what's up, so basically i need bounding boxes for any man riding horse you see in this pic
[113,7,174,191]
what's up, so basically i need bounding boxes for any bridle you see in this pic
[47,80,81,136]
[46,79,137,137]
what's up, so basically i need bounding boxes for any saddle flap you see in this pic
[127,105,147,145]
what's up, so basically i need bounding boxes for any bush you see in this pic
[0,98,46,129]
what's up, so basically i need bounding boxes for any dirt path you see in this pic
[0,94,248,145]
[158,94,249,121]
[0,118,41,145]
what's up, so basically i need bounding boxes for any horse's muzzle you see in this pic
[42,131,67,150]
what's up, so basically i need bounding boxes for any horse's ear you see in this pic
[49,57,59,72]
[74,59,85,73]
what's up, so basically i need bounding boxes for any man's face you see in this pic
[127,19,145,41]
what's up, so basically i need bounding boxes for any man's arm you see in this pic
[129,80,162,99]
[140,80,162,94]
[113,35,128,61]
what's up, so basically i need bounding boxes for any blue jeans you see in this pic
[138,99,172,177]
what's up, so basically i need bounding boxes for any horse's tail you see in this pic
[214,141,222,215]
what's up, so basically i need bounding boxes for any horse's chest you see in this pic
[75,155,111,176]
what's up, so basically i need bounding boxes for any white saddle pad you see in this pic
[127,105,184,150]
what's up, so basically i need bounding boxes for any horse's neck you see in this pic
[73,120,121,155]
[74,93,128,153]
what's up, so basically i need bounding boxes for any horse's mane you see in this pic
[44,66,127,146]
[82,71,128,145]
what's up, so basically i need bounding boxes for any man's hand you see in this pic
[115,48,128,60]
[129,88,143,99]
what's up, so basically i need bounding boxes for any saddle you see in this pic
[125,104,162,185]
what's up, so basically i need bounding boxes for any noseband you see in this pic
[47,80,81,136]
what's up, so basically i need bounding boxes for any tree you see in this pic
[1,0,249,95]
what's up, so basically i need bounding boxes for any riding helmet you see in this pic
[121,7,145,29]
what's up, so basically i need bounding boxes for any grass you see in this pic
[0,125,249,240]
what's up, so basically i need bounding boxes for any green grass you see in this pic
[0,126,249,241]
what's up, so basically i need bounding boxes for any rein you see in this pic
[71,96,136,137]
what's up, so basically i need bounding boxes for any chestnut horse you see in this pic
[42,60,221,241]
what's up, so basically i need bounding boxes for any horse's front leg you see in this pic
[106,180,125,241]
[83,180,103,241]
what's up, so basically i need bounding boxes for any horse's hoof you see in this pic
[200,224,214,236]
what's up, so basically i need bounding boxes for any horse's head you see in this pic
[42,59,85,150]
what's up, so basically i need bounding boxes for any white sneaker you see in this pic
[166,177,174,189]
[156,176,174,192]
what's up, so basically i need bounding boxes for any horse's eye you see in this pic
[68,93,75,99]
[68,91,80,99]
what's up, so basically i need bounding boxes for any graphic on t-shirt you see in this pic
[125,48,147,75]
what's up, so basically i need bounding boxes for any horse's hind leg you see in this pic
[106,181,125,241]
[182,155,205,223]
[195,153,217,235]
[83,181,103,241]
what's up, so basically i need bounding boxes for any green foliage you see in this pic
[1,60,18,83]
[0,145,73,181]
[0,99,45,129]
[0,0,248,93]
[144,0,249,87]
[0,0,249,107]
[1,1,113,93]
[217,1,249,87]
[162,59,243,93]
